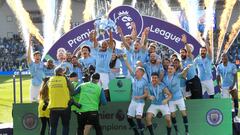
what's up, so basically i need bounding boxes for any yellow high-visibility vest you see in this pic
[48,76,70,109]
[38,99,50,118]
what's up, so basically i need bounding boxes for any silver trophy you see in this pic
[94,15,117,39]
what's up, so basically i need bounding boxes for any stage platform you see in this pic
[12,99,232,135]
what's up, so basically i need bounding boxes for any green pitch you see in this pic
[0,75,31,123]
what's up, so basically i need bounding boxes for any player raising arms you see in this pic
[124,55,148,135]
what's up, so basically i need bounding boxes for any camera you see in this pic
[42,100,49,111]
[82,65,95,82]
[68,98,81,109]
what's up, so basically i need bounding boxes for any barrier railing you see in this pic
[12,69,24,104]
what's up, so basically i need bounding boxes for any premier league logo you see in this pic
[206,109,223,126]
[108,5,143,41]
[115,110,125,121]
[22,113,38,130]
[117,80,123,88]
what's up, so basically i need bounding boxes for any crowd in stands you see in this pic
[227,37,240,63]
[0,34,42,72]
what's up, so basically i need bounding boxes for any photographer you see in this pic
[47,67,74,135]
[81,64,96,82]
[75,73,107,135]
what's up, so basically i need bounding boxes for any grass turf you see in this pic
[0,75,31,123]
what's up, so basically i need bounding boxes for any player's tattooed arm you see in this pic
[123,55,133,75]
[229,73,237,90]
[108,29,114,49]
[181,34,194,59]
[216,75,222,90]
[92,28,98,48]
[205,41,212,59]
[141,27,150,50]
[131,22,137,42]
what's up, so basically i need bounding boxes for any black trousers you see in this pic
[40,117,49,135]
[50,108,71,135]
[77,111,102,135]
[186,76,203,99]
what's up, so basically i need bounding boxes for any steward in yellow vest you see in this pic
[47,67,74,135]
[48,75,70,109]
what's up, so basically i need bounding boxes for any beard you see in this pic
[67,58,72,62]
[150,60,156,64]
[201,53,206,58]
[47,65,53,69]
[222,60,228,64]
[73,64,78,67]
[181,55,186,60]
[100,48,107,52]
[82,53,88,57]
